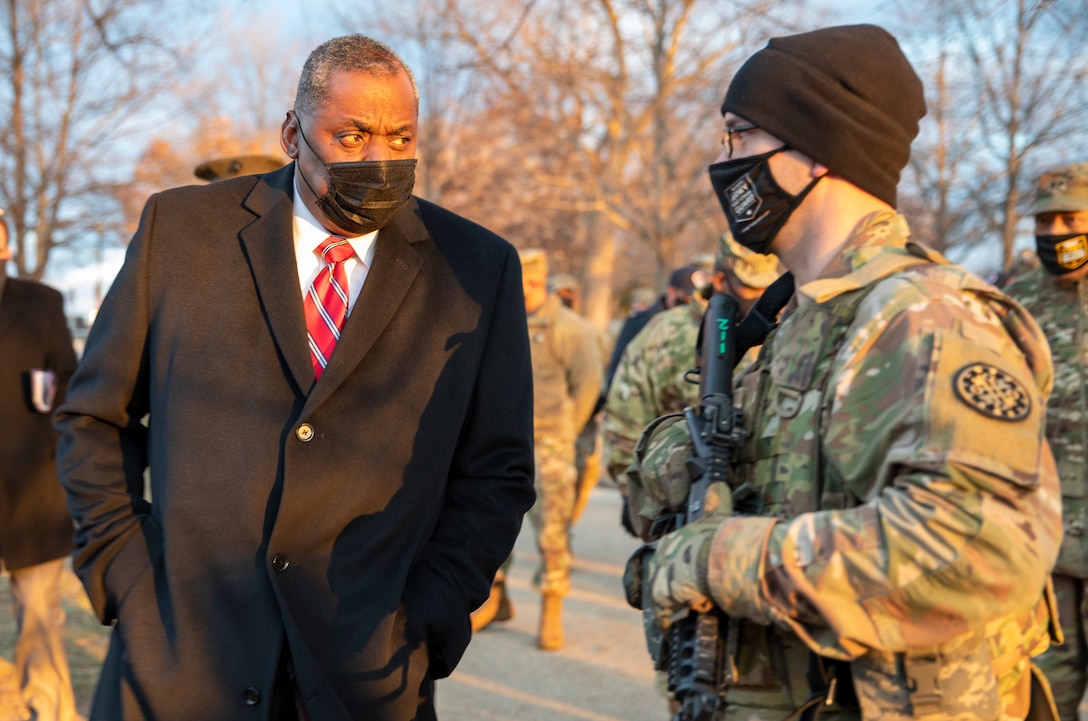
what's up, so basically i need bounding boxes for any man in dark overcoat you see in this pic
[0,209,81,721]
[55,35,535,721]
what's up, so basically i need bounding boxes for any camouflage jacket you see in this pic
[527,294,603,442]
[603,301,703,484]
[1005,267,1088,578]
[704,212,1060,717]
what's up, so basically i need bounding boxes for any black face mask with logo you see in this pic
[296,123,416,235]
[708,146,820,255]
[1036,233,1088,277]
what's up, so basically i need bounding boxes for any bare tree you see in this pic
[0,0,214,280]
[349,0,792,329]
[118,29,298,234]
[901,0,1088,273]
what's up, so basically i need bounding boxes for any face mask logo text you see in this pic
[726,175,761,223]
[1056,235,1088,270]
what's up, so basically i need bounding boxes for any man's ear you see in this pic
[280,111,300,159]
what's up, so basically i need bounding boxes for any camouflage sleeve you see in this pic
[706,277,1062,659]
[602,335,656,486]
[602,311,700,485]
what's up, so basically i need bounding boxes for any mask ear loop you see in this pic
[292,116,332,201]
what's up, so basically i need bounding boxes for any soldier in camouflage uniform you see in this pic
[1004,162,1088,721]
[497,249,601,650]
[602,235,781,537]
[635,24,1062,720]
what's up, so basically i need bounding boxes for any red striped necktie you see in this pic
[304,236,355,379]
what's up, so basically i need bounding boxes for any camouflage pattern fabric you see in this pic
[527,294,602,443]
[604,298,763,492]
[1005,267,1088,720]
[646,211,1061,719]
[528,435,578,596]
[1031,574,1086,720]
[603,302,704,487]
[1004,268,1088,578]
[524,293,602,597]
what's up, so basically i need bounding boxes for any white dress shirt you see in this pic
[292,171,379,316]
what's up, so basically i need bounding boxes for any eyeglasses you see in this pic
[722,123,758,158]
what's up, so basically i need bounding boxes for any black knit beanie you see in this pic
[721,24,926,209]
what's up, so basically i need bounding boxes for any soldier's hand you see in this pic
[647,517,721,630]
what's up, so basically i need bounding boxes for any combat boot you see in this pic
[0,665,29,721]
[537,593,564,650]
[471,571,513,632]
[470,582,500,632]
[494,575,514,622]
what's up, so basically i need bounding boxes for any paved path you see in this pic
[436,485,665,721]
[4,485,1087,719]
[0,485,666,720]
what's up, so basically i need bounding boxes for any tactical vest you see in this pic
[727,251,1057,720]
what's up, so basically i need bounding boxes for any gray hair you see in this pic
[294,35,419,117]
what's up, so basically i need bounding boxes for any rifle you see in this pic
[624,273,795,721]
[664,291,741,721]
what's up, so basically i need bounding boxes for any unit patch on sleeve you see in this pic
[952,363,1031,421]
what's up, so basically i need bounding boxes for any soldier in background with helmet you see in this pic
[548,272,581,311]
[603,234,781,538]
[547,272,610,526]
[193,154,285,182]
[1004,162,1088,721]
[474,249,601,651]
[635,24,1062,719]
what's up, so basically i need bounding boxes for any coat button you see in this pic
[296,423,314,442]
[243,687,261,705]
[271,554,290,572]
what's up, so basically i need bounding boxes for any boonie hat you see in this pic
[715,234,782,289]
[1028,163,1088,215]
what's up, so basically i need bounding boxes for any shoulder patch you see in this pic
[952,363,1032,421]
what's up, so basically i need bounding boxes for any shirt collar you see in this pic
[291,169,379,263]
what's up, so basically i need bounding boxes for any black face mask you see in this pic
[708,146,820,255]
[296,123,416,235]
[1036,233,1088,276]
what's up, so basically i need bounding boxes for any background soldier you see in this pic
[604,264,700,393]
[1005,162,1088,721]
[475,250,601,650]
[193,154,285,182]
[547,273,581,312]
[546,272,609,526]
[636,24,1061,719]
[602,234,780,536]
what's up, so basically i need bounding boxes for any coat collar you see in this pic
[239,162,426,403]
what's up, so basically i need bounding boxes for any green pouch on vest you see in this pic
[850,630,1000,720]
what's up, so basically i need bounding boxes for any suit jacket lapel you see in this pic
[302,200,425,414]
[239,164,314,394]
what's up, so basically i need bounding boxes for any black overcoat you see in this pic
[0,277,77,570]
[55,164,535,721]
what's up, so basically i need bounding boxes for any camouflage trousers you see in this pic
[528,435,578,597]
[1034,573,1087,721]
